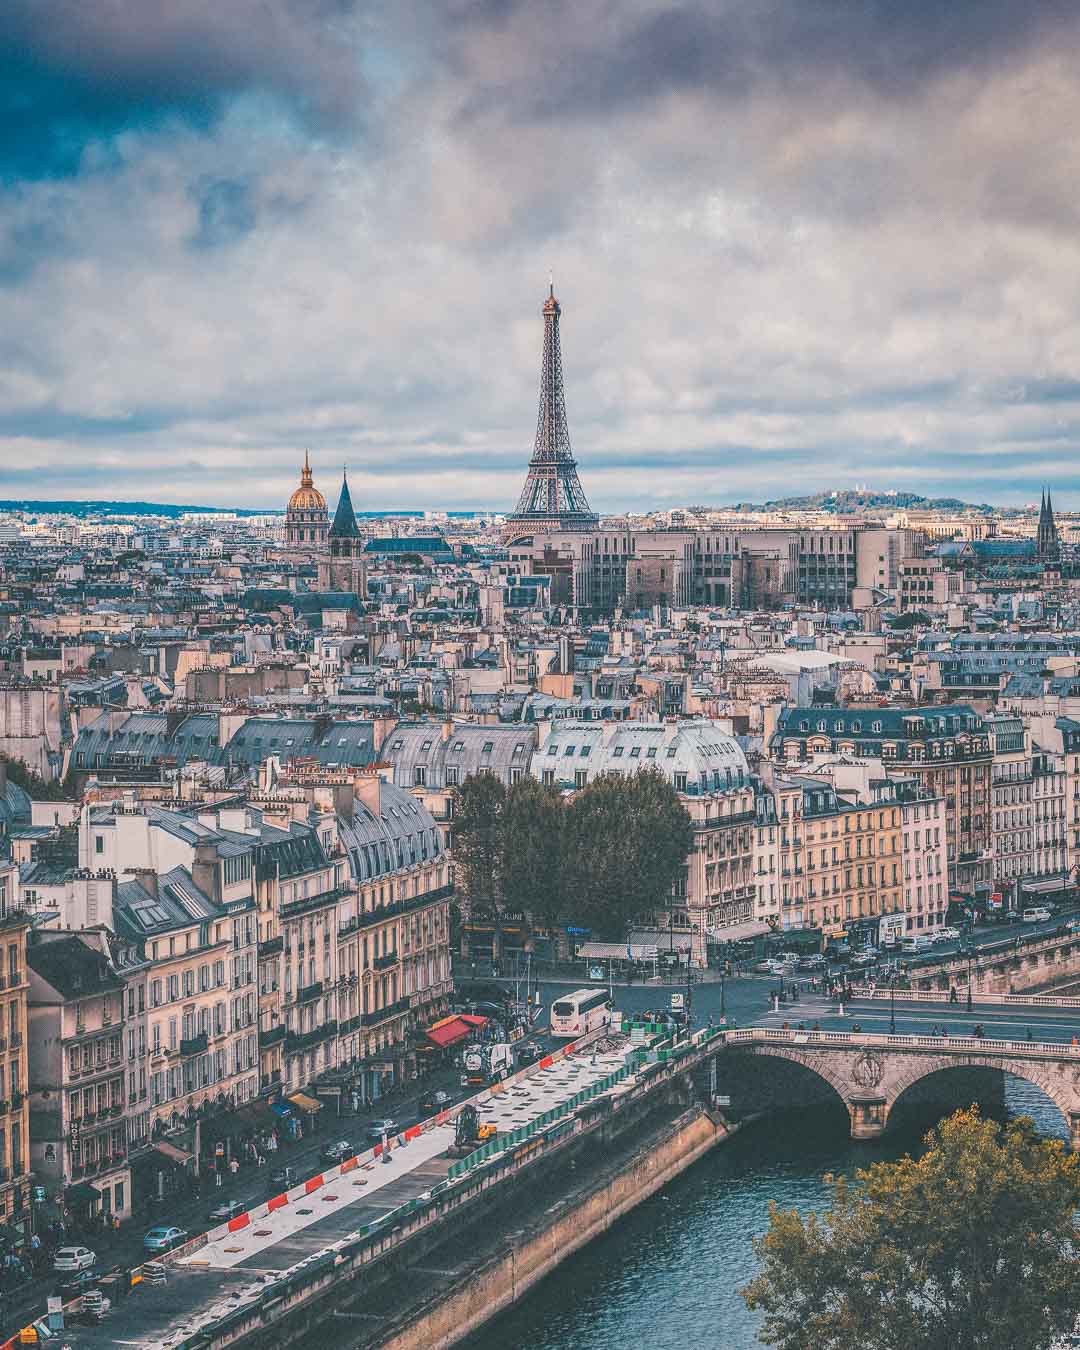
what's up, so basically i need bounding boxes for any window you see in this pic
[575,770,588,789]
[95,836,104,855]
[446,767,459,786]
[223,854,251,887]
[482,741,494,754]
[674,772,688,792]
[452,740,464,751]
[420,740,432,752]
[629,747,641,758]
[563,745,575,757]
[414,766,426,786]
[613,746,625,758]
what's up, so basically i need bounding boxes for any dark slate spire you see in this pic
[330,468,360,539]
[1037,485,1060,561]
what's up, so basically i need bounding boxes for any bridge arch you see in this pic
[735,1045,863,1132]
[722,1040,1080,1146]
[884,1054,1072,1136]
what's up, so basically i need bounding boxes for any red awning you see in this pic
[425,1014,488,1049]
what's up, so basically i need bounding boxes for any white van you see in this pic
[900,935,933,954]
[1022,906,1052,923]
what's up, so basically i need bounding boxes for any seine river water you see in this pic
[463,1078,1067,1350]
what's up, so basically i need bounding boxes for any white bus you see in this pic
[549,988,613,1038]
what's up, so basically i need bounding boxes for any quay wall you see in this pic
[370,1105,731,1350]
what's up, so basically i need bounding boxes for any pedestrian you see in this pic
[1027,1026,1033,1041]
[229,1157,239,1177]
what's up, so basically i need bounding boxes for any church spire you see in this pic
[1037,485,1060,561]
[330,468,360,539]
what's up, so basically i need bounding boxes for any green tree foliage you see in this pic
[742,1107,1080,1350]
[451,768,693,939]
[564,769,693,939]
[451,773,506,917]
[0,754,72,801]
[500,776,566,925]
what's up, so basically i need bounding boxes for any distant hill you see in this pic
[0,499,268,519]
[730,491,995,514]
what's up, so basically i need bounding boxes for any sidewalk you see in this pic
[0,1061,474,1338]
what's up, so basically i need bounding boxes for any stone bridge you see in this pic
[718,1027,1080,1145]
[911,927,1080,998]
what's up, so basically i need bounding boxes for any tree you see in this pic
[500,776,566,925]
[0,754,72,801]
[742,1107,1080,1350]
[451,774,507,918]
[563,769,693,939]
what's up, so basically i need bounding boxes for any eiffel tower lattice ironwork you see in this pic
[502,284,598,541]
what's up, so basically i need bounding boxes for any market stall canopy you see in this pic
[577,942,659,961]
[153,1141,192,1166]
[703,921,772,943]
[287,1092,322,1114]
[425,1014,488,1049]
[64,1181,99,1206]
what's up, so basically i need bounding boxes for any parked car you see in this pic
[419,1089,454,1114]
[320,1139,355,1165]
[796,955,826,971]
[56,1267,101,1299]
[366,1117,399,1143]
[849,951,876,967]
[53,1246,96,1273]
[142,1226,187,1254]
[207,1200,246,1222]
[515,1044,542,1067]
[937,926,961,940]
[269,1165,298,1191]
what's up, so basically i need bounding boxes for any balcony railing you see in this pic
[360,997,410,1028]
[258,1024,286,1047]
[179,1033,208,1057]
[339,884,453,938]
[295,980,323,1005]
[285,1020,338,1055]
[372,953,397,971]
[258,935,284,958]
[280,886,349,921]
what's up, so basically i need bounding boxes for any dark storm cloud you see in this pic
[449,0,1071,122]
[0,0,366,180]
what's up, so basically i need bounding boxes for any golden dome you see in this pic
[287,451,327,513]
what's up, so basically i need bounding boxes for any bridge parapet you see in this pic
[908,927,1080,997]
[716,1027,1080,1148]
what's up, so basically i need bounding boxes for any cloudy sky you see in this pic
[1,1,1079,513]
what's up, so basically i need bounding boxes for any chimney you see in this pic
[441,718,454,742]
[353,768,382,817]
[132,867,158,899]
[192,843,221,903]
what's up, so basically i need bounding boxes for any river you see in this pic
[463,1077,1068,1350]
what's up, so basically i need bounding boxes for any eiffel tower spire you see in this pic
[502,283,598,543]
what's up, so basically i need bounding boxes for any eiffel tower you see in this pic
[501,284,598,543]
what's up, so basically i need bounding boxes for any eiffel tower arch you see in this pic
[501,285,599,544]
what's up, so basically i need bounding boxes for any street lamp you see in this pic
[965,944,974,1012]
[889,975,897,1036]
